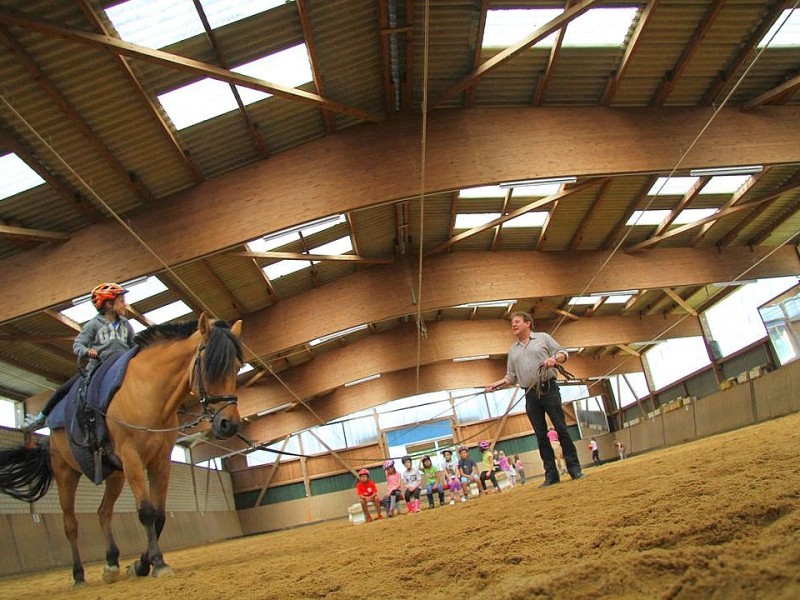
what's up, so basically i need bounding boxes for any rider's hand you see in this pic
[87,349,98,359]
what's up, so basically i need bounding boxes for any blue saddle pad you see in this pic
[49,346,139,484]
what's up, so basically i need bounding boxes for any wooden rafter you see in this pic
[570,178,612,250]
[377,0,395,112]
[197,259,245,317]
[662,288,698,316]
[465,0,490,108]
[602,0,659,106]
[601,176,658,250]
[743,73,800,110]
[192,0,269,158]
[432,0,602,109]
[402,0,415,111]
[427,179,600,255]
[42,309,81,332]
[0,24,156,204]
[74,0,203,183]
[296,0,336,132]
[650,0,726,106]
[615,344,640,357]
[627,194,784,252]
[491,188,513,251]
[749,194,800,246]
[0,7,383,124]
[0,223,69,244]
[553,307,580,321]
[651,176,708,239]
[230,250,394,264]
[701,3,791,106]
[0,126,104,223]
[621,290,647,314]
[717,172,800,247]
[532,0,572,107]
[690,169,767,244]
[534,194,561,250]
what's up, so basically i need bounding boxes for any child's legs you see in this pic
[479,471,489,491]
[359,497,370,517]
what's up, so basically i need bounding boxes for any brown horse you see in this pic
[0,313,243,586]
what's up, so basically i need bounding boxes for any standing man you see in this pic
[485,311,584,487]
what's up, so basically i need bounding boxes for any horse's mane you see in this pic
[134,320,198,347]
[134,319,243,383]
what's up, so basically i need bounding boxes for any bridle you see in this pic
[189,343,239,422]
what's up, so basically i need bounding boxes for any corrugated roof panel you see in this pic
[349,204,397,258]
[177,111,261,178]
[204,252,274,315]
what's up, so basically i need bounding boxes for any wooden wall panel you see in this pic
[695,385,754,438]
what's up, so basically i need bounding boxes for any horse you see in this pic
[0,313,243,586]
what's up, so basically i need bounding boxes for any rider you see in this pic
[21,283,136,432]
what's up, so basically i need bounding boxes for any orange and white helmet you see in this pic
[91,282,127,310]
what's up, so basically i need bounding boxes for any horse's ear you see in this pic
[197,312,211,338]
[231,320,242,338]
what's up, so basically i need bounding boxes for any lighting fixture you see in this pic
[309,324,369,346]
[499,176,577,189]
[453,355,490,363]
[689,165,763,177]
[344,373,381,387]
[255,403,295,417]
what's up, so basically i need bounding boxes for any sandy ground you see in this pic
[2,412,800,600]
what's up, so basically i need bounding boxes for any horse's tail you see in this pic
[0,440,52,502]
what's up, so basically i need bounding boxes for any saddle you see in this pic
[48,347,139,484]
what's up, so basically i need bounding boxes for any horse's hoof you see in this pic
[127,561,150,578]
[72,580,86,589]
[153,566,174,578]
[103,565,120,583]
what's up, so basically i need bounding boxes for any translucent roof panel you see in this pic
[454,213,501,229]
[504,212,548,227]
[247,214,346,252]
[627,208,718,226]
[60,301,98,325]
[458,186,504,199]
[158,44,313,130]
[569,294,633,305]
[143,300,193,324]
[483,7,638,49]
[263,259,310,280]
[311,236,352,256]
[107,0,286,49]
[758,9,799,48]
[647,177,699,196]
[122,276,168,304]
[0,153,45,201]
[699,175,751,195]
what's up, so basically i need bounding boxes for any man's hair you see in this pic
[510,311,532,323]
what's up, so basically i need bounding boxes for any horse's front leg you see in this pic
[51,453,85,587]
[98,472,125,583]
[144,456,173,577]
[118,449,157,578]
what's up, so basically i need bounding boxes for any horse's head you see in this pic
[193,313,244,440]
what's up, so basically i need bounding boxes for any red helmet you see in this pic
[91,283,127,310]
[478,440,490,450]
[357,468,370,476]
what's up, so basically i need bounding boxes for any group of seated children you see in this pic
[357,441,525,522]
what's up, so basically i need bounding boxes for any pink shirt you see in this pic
[547,429,559,442]
[385,471,402,493]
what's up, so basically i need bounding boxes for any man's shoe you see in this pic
[21,412,46,432]
[539,479,560,488]
[571,472,586,480]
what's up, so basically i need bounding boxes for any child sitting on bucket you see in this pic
[381,459,403,517]
[420,455,445,509]
[400,455,423,513]
[21,283,135,432]
[457,446,480,499]
[356,468,383,523]
[441,448,467,504]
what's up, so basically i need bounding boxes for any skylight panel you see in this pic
[626,209,718,226]
[311,236,353,256]
[569,294,633,305]
[129,319,147,333]
[647,177,699,196]
[0,153,45,201]
[504,212,548,228]
[511,183,563,197]
[758,9,800,48]
[458,186,504,199]
[60,301,98,325]
[263,259,310,280]
[106,0,204,49]
[699,175,751,195]
[248,231,299,252]
[483,7,638,49]
[157,44,313,130]
[122,276,168,304]
[247,215,346,252]
[456,300,516,309]
[107,0,286,49]
[454,213,500,229]
[143,300,193,324]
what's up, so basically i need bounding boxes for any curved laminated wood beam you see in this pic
[1,106,799,323]
[239,246,797,360]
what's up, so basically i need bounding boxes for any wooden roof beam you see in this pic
[491,188,513,251]
[296,0,336,132]
[428,179,600,255]
[601,0,658,106]
[74,0,203,183]
[0,223,69,244]
[433,0,602,109]
[230,250,394,264]
[651,176,709,238]
[691,169,767,244]
[464,0,489,108]
[662,288,698,316]
[570,178,612,250]
[402,0,415,111]
[650,0,726,106]
[743,73,800,110]
[532,0,573,107]
[601,176,658,250]
[0,7,383,124]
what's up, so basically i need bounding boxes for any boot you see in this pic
[413,499,421,513]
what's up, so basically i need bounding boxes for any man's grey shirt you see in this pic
[505,332,567,388]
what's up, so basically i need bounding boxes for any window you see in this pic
[703,276,799,358]
[626,209,717,227]
[757,9,799,48]
[143,300,193,324]
[0,398,17,428]
[644,337,711,390]
[608,372,650,409]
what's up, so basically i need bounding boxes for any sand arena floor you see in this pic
[2,411,799,600]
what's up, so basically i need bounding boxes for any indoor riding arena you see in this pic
[0,1,799,599]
